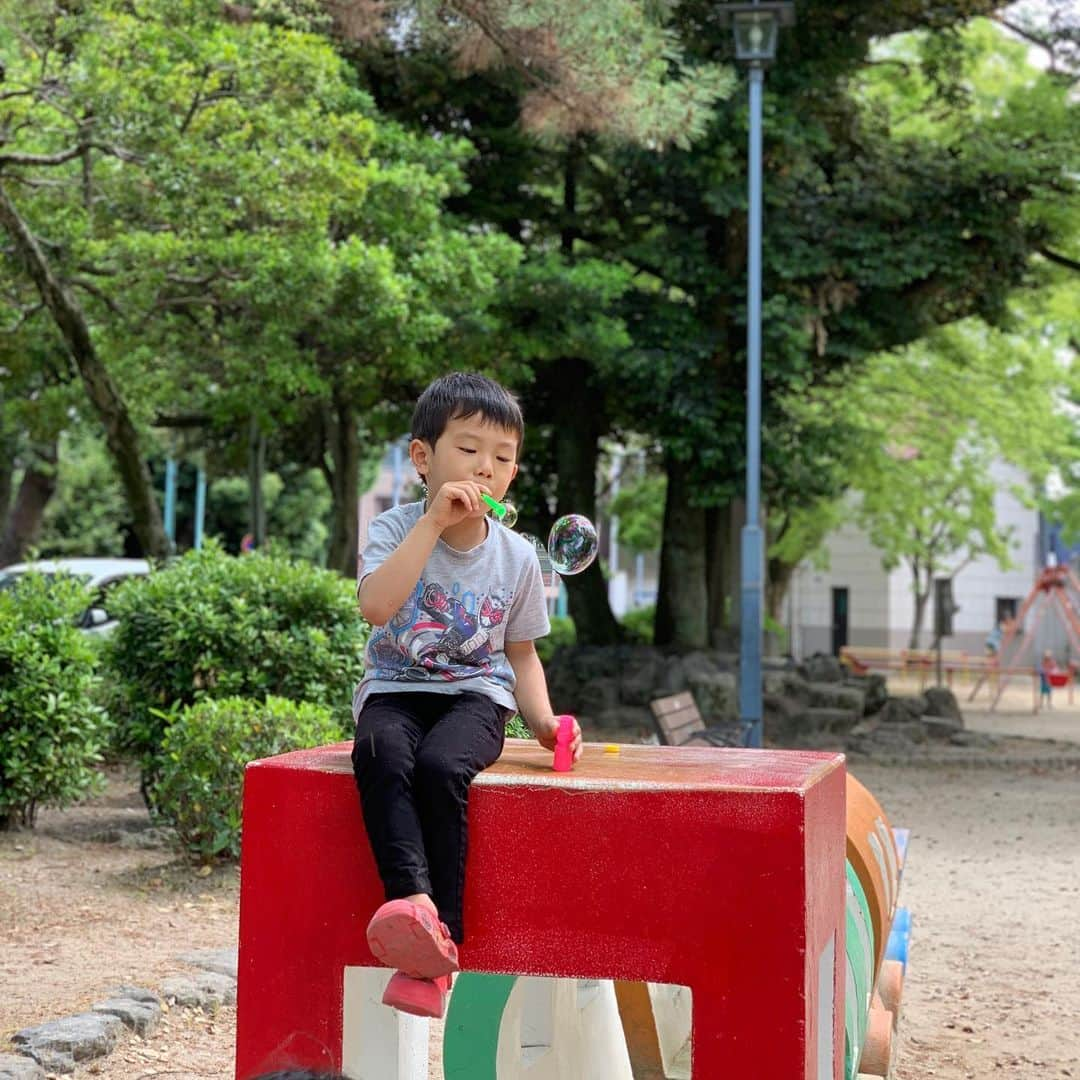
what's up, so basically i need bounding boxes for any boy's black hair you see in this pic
[411,372,524,451]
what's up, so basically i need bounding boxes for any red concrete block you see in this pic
[235,740,847,1079]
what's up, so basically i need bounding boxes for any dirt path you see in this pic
[1,698,1078,1078]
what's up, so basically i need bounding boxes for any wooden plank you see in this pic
[650,692,695,716]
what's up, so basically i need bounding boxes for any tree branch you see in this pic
[0,146,84,167]
[1039,246,1080,273]
[70,276,124,315]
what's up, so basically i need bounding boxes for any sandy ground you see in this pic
[1,686,1078,1079]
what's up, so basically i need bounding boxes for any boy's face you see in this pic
[410,414,519,506]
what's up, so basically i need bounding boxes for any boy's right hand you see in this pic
[425,480,492,531]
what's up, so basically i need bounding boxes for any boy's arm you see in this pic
[357,516,442,625]
[358,480,491,626]
[505,639,583,761]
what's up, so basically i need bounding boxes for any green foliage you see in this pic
[619,605,654,644]
[207,467,332,562]
[103,542,366,782]
[37,431,129,558]
[152,695,344,861]
[535,614,577,664]
[505,714,532,740]
[787,315,1074,644]
[608,471,665,554]
[0,572,109,828]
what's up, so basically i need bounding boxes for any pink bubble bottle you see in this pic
[553,714,575,772]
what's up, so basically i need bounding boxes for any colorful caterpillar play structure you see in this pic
[234,741,910,1078]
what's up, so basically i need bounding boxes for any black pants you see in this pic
[351,691,508,943]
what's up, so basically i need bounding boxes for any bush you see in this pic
[103,542,366,785]
[0,572,110,828]
[536,615,576,664]
[620,604,655,644]
[152,695,345,861]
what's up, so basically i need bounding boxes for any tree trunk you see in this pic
[0,420,15,537]
[326,386,360,578]
[548,358,621,645]
[655,452,708,649]
[908,561,930,649]
[766,556,796,658]
[247,416,267,548]
[0,182,168,559]
[705,502,741,649]
[0,439,58,565]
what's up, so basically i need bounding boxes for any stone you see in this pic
[618,651,663,706]
[656,656,690,696]
[592,706,653,734]
[160,970,236,1010]
[681,651,722,680]
[777,673,812,704]
[11,1013,124,1074]
[802,707,863,735]
[0,1053,45,1080]
[108,986,161,1005]
[806,682,866,716]
[577,677,620,717]
[687,672,738,724]
[844,673,888,715]
[763,694,806,743]
[923,686,964,725]
[762,671,790,697]
[880,696,927,723]
[91,997,161,1036]
[799,653,846,683]
[922,715,964,741]
[179,948,238,979]
[949,729,997,748]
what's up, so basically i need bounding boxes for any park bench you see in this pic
[649,691,740,747]
[840,645,996,686]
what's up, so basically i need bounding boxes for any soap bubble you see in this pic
[500,501,518,528]
[547,514,598,576]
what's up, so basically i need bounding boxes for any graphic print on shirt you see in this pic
[366,579,512,683]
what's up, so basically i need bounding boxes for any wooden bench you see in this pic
[839,645,995,685]
[649,691,740,747]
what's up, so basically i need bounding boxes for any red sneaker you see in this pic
[366,899,459,978]
[381,971,453,1019]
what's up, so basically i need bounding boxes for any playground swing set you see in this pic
[969,564,1080,712]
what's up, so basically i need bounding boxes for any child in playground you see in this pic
[1039,649,1058,709]
[351,372,582,1020]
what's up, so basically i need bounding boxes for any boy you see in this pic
[352,372,582,1020]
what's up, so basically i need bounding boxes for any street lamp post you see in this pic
[719,1,795,748]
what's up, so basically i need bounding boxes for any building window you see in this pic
[995,597,1019,624]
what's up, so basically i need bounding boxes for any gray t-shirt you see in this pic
[353,501,551,717]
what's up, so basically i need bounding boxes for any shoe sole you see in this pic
[382,981,447,1019]
[367,903,459,979]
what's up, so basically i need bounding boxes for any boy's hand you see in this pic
[532,714,583,762]
[425,480,492,531]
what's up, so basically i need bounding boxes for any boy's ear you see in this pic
[409,437,431,481]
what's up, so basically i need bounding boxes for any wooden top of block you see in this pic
[251,739,844,794]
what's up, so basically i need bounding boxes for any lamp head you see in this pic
[718,2,795,66]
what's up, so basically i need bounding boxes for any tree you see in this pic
[351,2,1077,648]
[0,0,518,574]
[789,318,1073,647]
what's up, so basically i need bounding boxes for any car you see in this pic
[0,557,151,633]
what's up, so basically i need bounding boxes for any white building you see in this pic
[787,463,1044,658]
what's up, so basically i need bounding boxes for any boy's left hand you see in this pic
[532,714,583,762]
